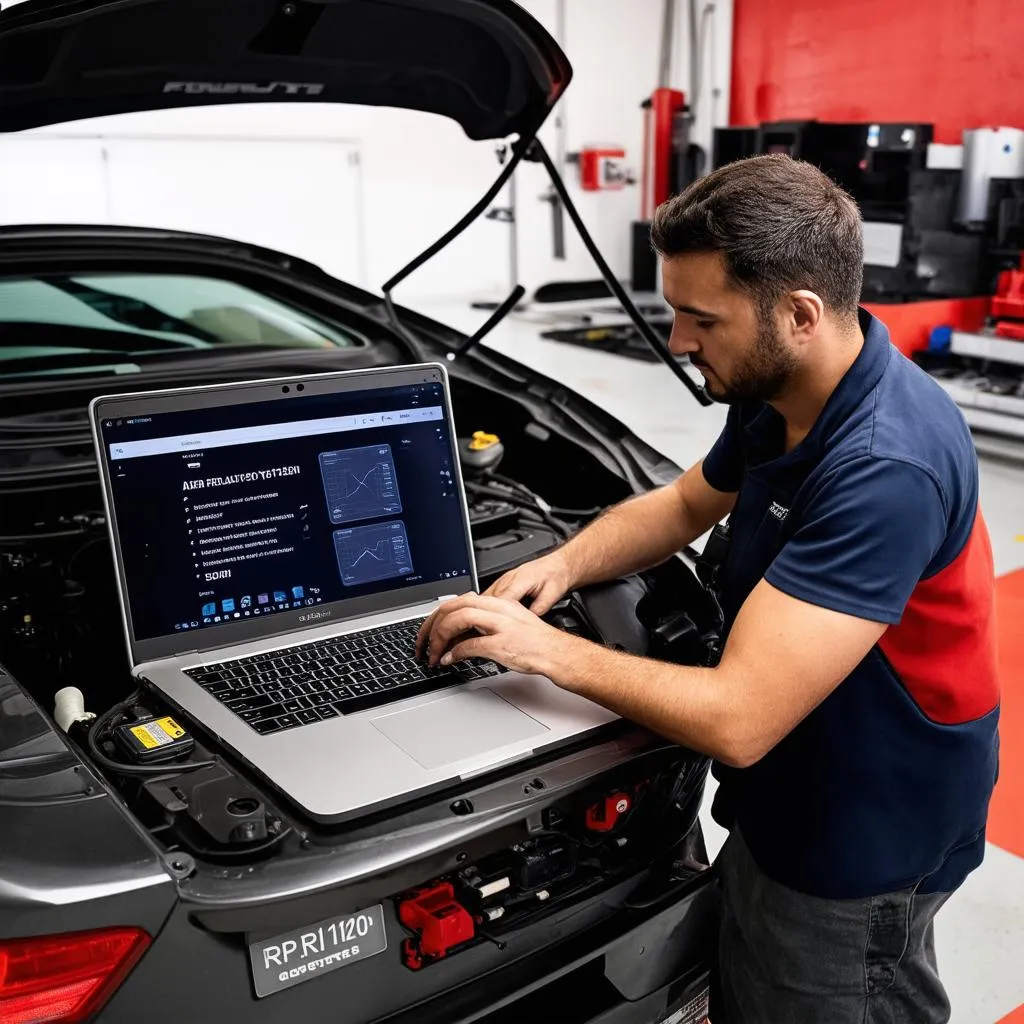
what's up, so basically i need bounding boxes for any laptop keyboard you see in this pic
[184,618,508,735]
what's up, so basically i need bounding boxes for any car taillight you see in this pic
[0,926,150,1024]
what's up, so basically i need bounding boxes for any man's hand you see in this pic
[484,551,576,615]
[415,552,574,660]
[417,593,579,677]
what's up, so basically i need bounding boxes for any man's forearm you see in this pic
[557,485,695,589]
[539,632,750,766]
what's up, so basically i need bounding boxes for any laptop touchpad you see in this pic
[370,688,549,770]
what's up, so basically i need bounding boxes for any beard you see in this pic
[698,315,798,405]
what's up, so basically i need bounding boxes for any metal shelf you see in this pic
[935,379,1024,440]
[950,332,1024,367]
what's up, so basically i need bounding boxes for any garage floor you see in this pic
[417,297,1024,1024]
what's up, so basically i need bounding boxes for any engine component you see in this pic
[572,577,651,655]
[508,836,578,892]
[113,715,195,765]
[468,498,521,537]
[585,792,633,833]
[473,522,562,580]
[140,764,282,851]
[53,686,96,734]
[458,431,505,476]
[398,883,475,970]
[459,863,513,905]
[85,691,217,778]
[1,519,120,697]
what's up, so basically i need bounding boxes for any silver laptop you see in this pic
[90,363,618,822]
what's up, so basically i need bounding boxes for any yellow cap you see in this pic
[469,431,501,451]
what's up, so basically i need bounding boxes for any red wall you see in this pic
[730,0,1024,144]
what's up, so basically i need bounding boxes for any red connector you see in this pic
[585,791,633,832]
[398,883,475,970]
[992,258,1024,324]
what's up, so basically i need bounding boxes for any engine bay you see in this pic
[0,364,719,953]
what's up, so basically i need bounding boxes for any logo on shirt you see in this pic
[768,501,790,521]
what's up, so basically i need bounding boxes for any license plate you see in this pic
[248,904,387,998]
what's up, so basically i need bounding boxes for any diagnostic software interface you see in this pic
[100,381,472,641]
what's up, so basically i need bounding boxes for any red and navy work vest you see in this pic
[702,308,1000,899]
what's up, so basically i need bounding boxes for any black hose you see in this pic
[489,473,602,518]
[86,689,218,777]
[466,480,570,537]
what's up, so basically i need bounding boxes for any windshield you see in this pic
[0,272,360,376]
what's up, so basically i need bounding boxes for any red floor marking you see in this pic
[996,1004,1024,1023]
[989,570,1024,859]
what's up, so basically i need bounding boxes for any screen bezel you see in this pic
[89,363,478,667]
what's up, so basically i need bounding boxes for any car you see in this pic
[0,2,723,1022]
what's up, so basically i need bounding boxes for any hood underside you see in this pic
[0,0,570,140]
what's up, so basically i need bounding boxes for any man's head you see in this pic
[651,154,864,404]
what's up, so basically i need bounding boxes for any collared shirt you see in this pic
[702,308,999,899]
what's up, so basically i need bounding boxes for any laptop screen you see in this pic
[98,377,473,643]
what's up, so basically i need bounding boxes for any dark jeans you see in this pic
[715,829,953,1024]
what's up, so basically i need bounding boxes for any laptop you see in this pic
[90,363,618,822]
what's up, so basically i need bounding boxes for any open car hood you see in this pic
[0,0,570,140]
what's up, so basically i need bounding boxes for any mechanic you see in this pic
[417,154,1000,1024]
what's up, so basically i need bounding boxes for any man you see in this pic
[416,155,1000,1023]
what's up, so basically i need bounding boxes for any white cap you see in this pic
[54,687,97,734]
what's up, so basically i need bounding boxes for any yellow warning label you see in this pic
[129,718,184,749]
[156,717,186,739]
[130,724,162,749]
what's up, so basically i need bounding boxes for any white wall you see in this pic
[514,0,734,295]
[0,133,366,284]
[14,105,511,302]
[5,0,733,303]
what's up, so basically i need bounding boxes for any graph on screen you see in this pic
[319,443,402,525]
[334,521,414,587]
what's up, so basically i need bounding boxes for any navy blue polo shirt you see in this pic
[702,309,1000,899]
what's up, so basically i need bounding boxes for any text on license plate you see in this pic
[248,904,387,998]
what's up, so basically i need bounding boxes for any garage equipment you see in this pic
[711,120,1002,302]
[992,256,1024,339]
[915,254,1024,443]
[958,128,1024,226]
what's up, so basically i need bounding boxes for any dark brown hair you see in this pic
[651,154,864,320]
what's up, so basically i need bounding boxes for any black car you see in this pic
[0,2,721,1021]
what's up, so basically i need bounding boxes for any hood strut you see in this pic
[381,133,711,407]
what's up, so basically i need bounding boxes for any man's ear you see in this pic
[784,290,825,347]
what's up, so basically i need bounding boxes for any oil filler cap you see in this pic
[459,432,504,475]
